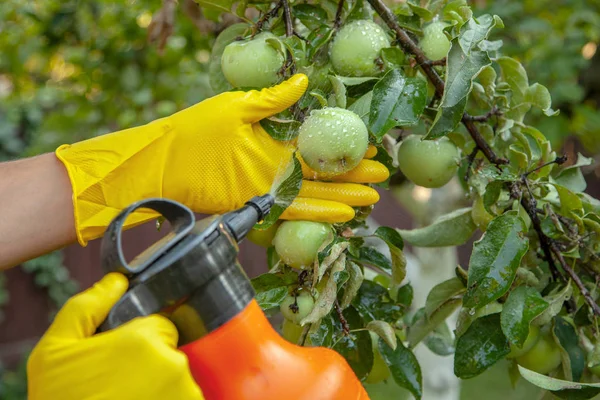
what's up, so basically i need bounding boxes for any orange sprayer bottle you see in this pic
[97,195,370,400]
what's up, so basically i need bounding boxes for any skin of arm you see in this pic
[0,153,76,270]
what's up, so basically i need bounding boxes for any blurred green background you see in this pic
[0,0,599,398]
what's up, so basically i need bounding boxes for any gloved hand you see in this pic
[56,73,389,246]
[27,273,204,400]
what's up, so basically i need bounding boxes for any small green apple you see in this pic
[516,332,562,375]
[280,290,315,324]
[247,221,281,248]
[506,325,541,359]
[281,318,305,344]
[397,134,460,188]
[297,107,369,175]
[420,21,451,61]
[273,221,333,269]
[330,20,392,77]
[221,32,285,89]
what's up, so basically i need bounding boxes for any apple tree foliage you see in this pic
[0,0,599,398]
[199,0,600,398]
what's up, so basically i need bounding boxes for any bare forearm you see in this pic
[0,153,76,270]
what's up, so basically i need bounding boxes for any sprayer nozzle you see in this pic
[245,194,275,221]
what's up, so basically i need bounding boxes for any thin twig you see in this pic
[254,1,282,33]
[282,0,293,37]
[464,106,501,122]
[464,146,480,182]
[430,57,447,66]
[335,299,350,335]
[518,179,564,282]
[523,155,568,177]
[334,0,345,30]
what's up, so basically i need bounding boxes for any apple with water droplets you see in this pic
[330,20,392,77]
[420,21,451,61]
[273,220,333,269]
[297,107,369,175]
[221,32,285,89]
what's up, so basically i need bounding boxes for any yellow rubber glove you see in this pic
[27,273,204,400]
[56,73,389,246]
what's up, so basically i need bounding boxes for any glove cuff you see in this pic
[56,119,174,246]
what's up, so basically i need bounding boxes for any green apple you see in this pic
[297,107,369,175]
[221,32,285,89]
[247,221,281,248]
[273,221,333,269]
[397,134,460,188]
[280,290,315,324]
[281,318,305,344]
[516,332,562,375]
[420,21,451,61]
[365,331,391,384]
[506,325,541,359]
[330,20,392,77]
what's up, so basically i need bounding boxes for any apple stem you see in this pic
[367,0,600,317]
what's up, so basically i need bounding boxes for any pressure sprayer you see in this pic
[97,194,370,400]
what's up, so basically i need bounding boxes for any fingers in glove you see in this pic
[281,197,355,223]
[46,273,129,339]
[301,158,390,184]
[126,314,180,349]
[364,145,377,159]
[299,181,379,207]
[239,74,309,124]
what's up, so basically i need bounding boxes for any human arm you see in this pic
[0,153,77,270]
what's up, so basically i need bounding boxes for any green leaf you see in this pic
[259,118,301,141]
[457,14,503,55]
[533,282,573,326]
[483,181,504,215]
[478,65,497,98]
[208,23,250,93]
[347,247,392,272]
[369,68,427,139]
[301,254,346,325]
[426,15,498,138]
[309,89,329,108]
[454,314,510,379]
[334,76,378,86]
[381,47,406,69]
[397,283,414,307]
[424,321,456,356]
[500,286,549,347]
[518,365,600,400]
[553,316,585,383]
[408,299,462,348]
[553,184,584,219]
[408,2,433,20]
[379,337,423,400]
[340,261,364,309]
[347,90,373,126]
[526,83,558,116]
[463,212,530,308]
[554,153,594,193]
[442,0,473,29]
[367,320,397,350]
[309,314,335,347]
[251,272,297,309]
[497,56,528,105]
[293,4,329,30]
[425,277,466,318]
[328,75,347,108]
[255,154,302,230]
[332,306,374,380]
[397,207,477,247]
[353,280,402,323]
[373,227,406,284]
